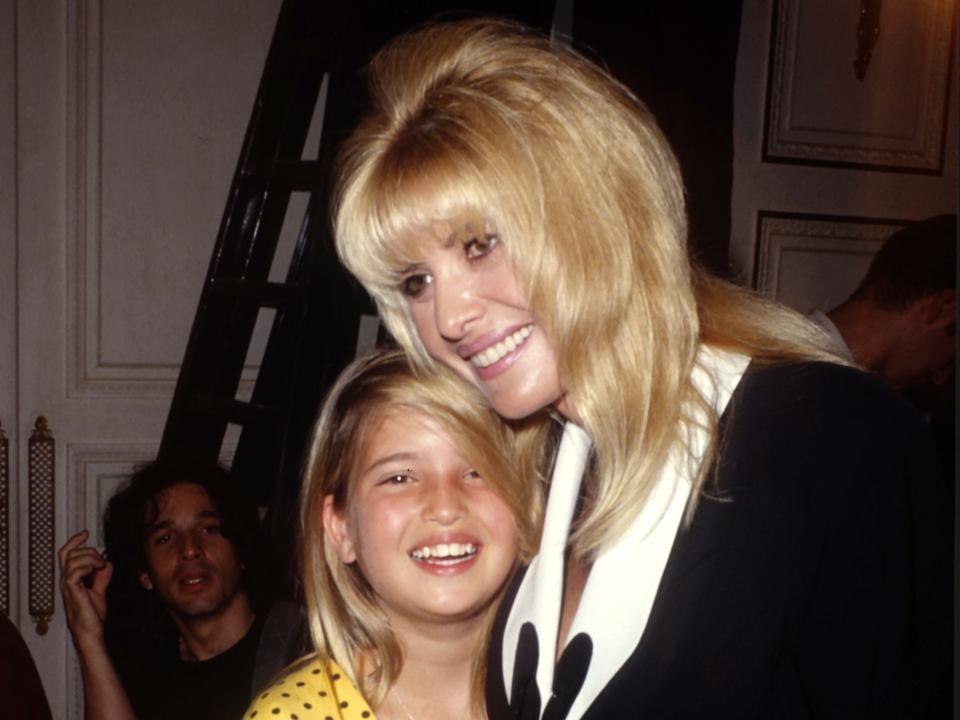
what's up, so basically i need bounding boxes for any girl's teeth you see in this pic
[411,542,477,560]
[470,326,533,368]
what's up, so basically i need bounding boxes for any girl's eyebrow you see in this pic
[362,451,417,476]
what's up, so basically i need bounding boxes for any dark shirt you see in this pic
[0,613,53,720]
[120,615,265,720]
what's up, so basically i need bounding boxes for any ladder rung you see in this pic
[187,394,284,427]
[210,279,299,307]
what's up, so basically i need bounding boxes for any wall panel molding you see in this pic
[764,0,955,173]
[753,211,906,312]
[65,0,260,399]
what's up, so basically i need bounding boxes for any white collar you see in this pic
[501,346,751,719]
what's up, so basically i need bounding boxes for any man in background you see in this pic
[59,461,269,720]
[811,214,956,488]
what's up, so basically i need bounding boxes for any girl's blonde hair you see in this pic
[300,348,551,709]
[333,19,839,559]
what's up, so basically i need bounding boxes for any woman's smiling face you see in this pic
[397,219,570,421]
[323,409,519,627]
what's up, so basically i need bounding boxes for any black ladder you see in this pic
[157,0,369,547]
[158,0,557,593]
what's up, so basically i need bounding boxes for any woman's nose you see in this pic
[422,479,468,525]
[434,273,482,341]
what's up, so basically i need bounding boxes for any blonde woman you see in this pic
[243,349,549,720]
[332,18,950,719]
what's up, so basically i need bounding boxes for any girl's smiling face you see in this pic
[323,408,518,628]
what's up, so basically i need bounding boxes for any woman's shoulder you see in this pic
[734,360,925,435]
[243,656,375,720]
[721,360,940,497]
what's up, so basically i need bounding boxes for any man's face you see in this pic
[138,483,245,621]
[884,292,956,390]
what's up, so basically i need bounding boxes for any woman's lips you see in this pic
[460,325,534,381]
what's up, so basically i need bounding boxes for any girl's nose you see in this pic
[422,478,468,525]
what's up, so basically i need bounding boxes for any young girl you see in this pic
[332,18,950,718]
[243,348,550,720]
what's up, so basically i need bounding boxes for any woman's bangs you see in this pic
[368,148,501,269]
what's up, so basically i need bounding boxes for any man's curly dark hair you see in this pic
[101,459,262,656]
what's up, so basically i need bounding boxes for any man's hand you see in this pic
[58,530,113,651]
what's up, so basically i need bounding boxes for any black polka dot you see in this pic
[261,693,268,699]
[271,710,280,716]
[362,712,371,718]
[303,704,312,710]
[340,701,349,708]
[331,673,341,680]
[325,716,334,720]
[312,669,321,675]
[318,691,327,697]
[296,681,305,687]
[250,713,258,718]
[281,693,290,698]
[291,715,299,720]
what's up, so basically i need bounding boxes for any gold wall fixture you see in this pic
[0,421,8,618]
[28,416,55,635]
[854,0,882,80]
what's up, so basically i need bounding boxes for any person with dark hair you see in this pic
[58,460,283,720]
[813,214,957,493]
[813,214,956,391]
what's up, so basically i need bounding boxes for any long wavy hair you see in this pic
[300,348,551,710]
[333,18,839,558]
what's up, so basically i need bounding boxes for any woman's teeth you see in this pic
[470,325,533,368]
[411,542,477,560]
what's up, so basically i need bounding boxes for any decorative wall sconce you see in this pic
[854,0,882,80]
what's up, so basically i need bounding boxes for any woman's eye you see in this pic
[464,232,499,260]
[464,469,484,483]
[201,524,221,535]
[155,533,172,546]
[400,273,432,299]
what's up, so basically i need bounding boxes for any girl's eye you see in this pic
[464,232,499,260]
[400,273,432,299]
[463,469,483,483]
[380,472,413,486]
[201,524,221,535]
[155,533,172,546]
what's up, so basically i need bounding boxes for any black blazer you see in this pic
[487,363,951,719]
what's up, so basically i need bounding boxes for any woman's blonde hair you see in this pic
[333,19,839,558]
[300,348,550,709]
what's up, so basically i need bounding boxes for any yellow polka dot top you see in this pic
[244,657,375,720]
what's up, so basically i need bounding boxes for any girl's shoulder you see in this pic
[243,656,375,720]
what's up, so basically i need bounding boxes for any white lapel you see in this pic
[501,347,751,719]
[501,420,592,702]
